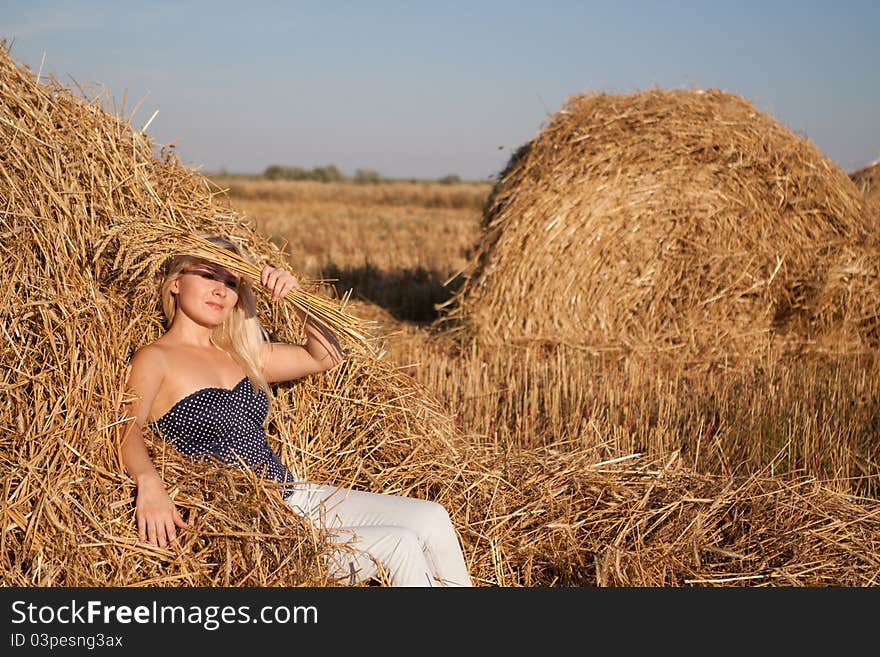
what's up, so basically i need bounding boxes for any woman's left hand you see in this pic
[260,266,302,302]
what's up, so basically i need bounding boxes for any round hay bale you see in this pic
[0,42,460,586]
[446,88,879,361]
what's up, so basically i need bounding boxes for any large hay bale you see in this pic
[0,42,460,586]
[447,89,879,360]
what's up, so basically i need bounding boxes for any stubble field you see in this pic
[211,175,880,499]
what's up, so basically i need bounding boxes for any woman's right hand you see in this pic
[134,473,189,548]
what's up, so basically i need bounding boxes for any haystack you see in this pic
[0,42,462,586]
[851,159,880,209]
[446,89,880,360]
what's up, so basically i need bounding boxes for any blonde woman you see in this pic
[120,236,472,587]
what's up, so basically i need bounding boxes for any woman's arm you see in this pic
[259,266,345,383]
[120,346,188,548]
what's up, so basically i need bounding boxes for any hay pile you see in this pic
[851,159,880,209]
[446,89,879,361]
[452,449,880,586]
[0,42,458,586]
[4,44,880,587]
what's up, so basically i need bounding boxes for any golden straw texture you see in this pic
[444,89,880,364]
[96,220,375,349]
[851,160,880,220]
[0,41,456,586]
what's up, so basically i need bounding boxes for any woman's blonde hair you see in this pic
[160,235,272,402]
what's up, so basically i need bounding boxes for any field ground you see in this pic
[211,176,880,499]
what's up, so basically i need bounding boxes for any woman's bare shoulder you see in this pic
[124,342,171,413]
[129,340,171,375]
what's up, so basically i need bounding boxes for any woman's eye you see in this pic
[196,270,238,291]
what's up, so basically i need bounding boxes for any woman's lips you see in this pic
[206,301,223,310]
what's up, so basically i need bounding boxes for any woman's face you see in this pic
[170,261,242,326]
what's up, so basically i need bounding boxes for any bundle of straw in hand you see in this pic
[97,219,376,353]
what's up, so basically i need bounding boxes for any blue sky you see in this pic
[3,1,878,180]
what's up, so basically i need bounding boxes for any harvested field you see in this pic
[4,44,880,587]
[383,330,880,496]
[217,176,489,211]
[213,177,485,322]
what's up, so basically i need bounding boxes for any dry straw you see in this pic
[445,448,880,586]
[0,41,456,586]
[443,88,880,363]
[96,220,375,350]
[851,159,879,212]
[4,41,880,586]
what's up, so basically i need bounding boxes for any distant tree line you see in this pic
[262,164,462,185]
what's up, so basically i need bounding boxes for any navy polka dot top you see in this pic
[148,377,297,496]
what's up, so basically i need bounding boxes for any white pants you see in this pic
[284,483,472,587]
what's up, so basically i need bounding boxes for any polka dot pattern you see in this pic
[148,376,296,494]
